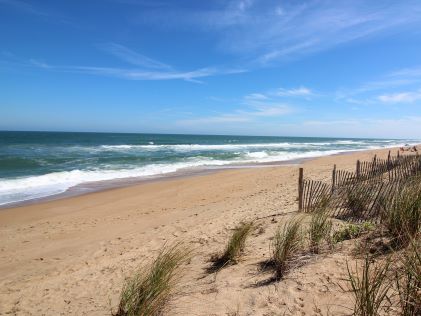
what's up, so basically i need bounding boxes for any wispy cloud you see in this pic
[177,103,292,125]
[276,87,313,97]
[29,59,50,69]
[244,86,314,103]
[244,93,268,101]
[65,65,244,82]
[2,49,246,82]
[378,90,421,103]
[134,0,421,65]
[0,0,49,16]
[177,86,302,126]
[98,43,172,70]
[297,116,421,138]
[336,65,421,104]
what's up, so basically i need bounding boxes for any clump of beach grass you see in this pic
[271,217,304,280]
[381,179,421,248]
[209,221,254,271]
[395,236,421,315]
[114,243,189,316]
[308,208,332,253]
[345,256,392,316]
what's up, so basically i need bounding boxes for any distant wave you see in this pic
[0,149,346,206]
[97,140,393,152]
[0,138,419,206]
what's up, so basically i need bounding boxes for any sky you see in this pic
[1,0,421,139]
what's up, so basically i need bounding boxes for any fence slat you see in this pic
[298,153,421,221]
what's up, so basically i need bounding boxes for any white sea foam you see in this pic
[99,143,300,151]
[245,151,269,159]
[0,149,345,206]
[95,140,417,152]
[1,139,418,206]
[96,142,355,152]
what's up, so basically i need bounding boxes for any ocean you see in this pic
[0,131,417,207]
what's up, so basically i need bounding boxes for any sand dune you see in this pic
[0,147,407,315]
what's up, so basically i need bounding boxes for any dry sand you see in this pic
[0,147,408,315]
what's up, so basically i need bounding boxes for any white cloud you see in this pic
[98,43,172,70]
[135,1,421,65]
[68,66,245,81]
[378,90,421,103]
[69,67,241,81]
[388,66,421,79]
[256,39,319,64]
[336,65,421,104]
[177,103,291,126]
[295,116,421,138]
[244,86,314,104]
[244,93,268,101]
[29,59,50,69]
[250,104,291,116]
[178,85,296,126]
[276,86,313,97]
[10,55,246,82]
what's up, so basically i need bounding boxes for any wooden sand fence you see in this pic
[298,151,421,222]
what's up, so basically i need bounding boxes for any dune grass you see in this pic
[333,222,375,243]
[345,256,392,316]
[209,221,254,271]
[271,217,304,280]
[344,183,375,219]
[114,244,188,316]
[381,180,421,248]
[395,237,421,316]
[308,209,332,253]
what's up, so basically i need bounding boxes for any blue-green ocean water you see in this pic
[0,131,417,206]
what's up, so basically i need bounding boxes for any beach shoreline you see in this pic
[0,145,418,315]
[0,144,412,210]
[0,158,303,210]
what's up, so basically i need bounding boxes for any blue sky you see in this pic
[1,0,421,138]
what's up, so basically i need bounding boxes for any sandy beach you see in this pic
[0,147,411,315]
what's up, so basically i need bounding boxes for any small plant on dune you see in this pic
[381,178,421,248]
[308,208,332,253]
[271,217,304,280]
[210,221,254,271]
[395,236,421,316]
[345,256,392,316]
[333,222,374,243]
[114,243,188,316]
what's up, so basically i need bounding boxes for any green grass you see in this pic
[345,256,392,316]
[345,184,372,217]
[333,222,374,243]
[271,217,304,280]
[209,221,254,271]
[114,244,188,316]
[395,236,421,315]
[381,179,421,248]
[308,209,332,253]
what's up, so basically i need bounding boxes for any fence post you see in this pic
[331,164,336,193]
[356,160,361,179]
[372,154,377,174]
[387,150,391,180]
[298,168,303,211]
